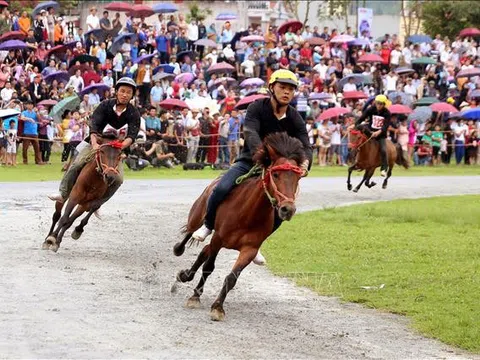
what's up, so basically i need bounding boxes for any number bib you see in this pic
[371,115,384,130]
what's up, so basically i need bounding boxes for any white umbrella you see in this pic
[0,108,20,119]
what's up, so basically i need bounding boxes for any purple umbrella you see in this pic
[153,64,175,74]
[174,73,195,84]
[80,83,111,97]
[0,40,27,51]
[349,38,370,46]
[194,38,217,48]
[44,71,70,84]
[240,77,265,88]
[215,12,237,21]
[134,53,156,64]
[213,77,236,87]
[308,92,332,101]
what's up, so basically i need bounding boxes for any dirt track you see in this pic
[1,175,479,359]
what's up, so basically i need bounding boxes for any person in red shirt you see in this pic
[299,42,312,65]
[222,90,236,115]
[380,42,391,72]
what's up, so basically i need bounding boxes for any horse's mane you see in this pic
[252,132,306,167]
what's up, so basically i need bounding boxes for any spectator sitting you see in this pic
[415,139,432,166]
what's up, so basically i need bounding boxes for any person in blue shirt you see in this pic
[155,29,169,64]
[145,106,161,141]
[20,100,44,165]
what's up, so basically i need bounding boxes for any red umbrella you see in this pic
[277,20,303,35]
[342,91,368,100]
[128,4,154,18]
[235,94,269,110]
[388,104,412,115]
[159,98,189,110]
[207,61,235,74]
[317,107,350,121]
[82,71,101,86]
[105,2,133,12]
[0,31,26,42]
[47,44,69,56]
[0,0,8,6]
[459,28,480,38]
[357,53,383,63]
[430,102,457,113]
[456,68,480,78]
[307,37,326,46]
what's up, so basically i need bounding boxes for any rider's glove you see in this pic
[300,160,309,177]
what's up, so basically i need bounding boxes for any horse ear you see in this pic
[265,144,279,163]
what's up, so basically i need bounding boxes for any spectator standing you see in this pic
[217,114,230,164]
[86,6,100,31]
[186,109,201,163]
[20,100,43,165]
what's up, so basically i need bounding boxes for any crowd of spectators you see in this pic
[0,2,479,170]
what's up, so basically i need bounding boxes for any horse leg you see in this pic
[44,200,77,252]
[71,204,100,240]
[365,168,377,188]
[186,249,219,309]
[176,244,211,284]
[43,201,64,250]
[353,170,369,193]
[347,163,357,191]
[55,205,87,250]
[173,232,193,256]
[382,168,393,189]
[210,247,257,321]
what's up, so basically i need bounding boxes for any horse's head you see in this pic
[348,129,367,149]
[253,132,306,221]
[95,137,124,185]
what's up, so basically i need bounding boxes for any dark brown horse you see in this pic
[172,133,306,321]
[43,137,124,252]
[347,129,409,193]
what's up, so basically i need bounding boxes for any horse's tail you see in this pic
[395,143,410,169]
[173,226,193,257]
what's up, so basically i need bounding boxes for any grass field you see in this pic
[1,151,479,182]
[263,196,480,352]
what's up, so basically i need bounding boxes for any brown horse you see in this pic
[172,132,306,321]
[43,137,124,252]
[347,129,409,193]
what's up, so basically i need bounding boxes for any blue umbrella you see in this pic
[152,3,178,14]
[176,50,193,62]
[338,74,366,89]
[110,32,137,54]
[134,53,156,64]
[407,34,432,44]
[0,40,27,51]
[84,28,105,39]
[408,106,433,124]
[388,91,412,106]
[32,1,59,17]
[215,12,237,21]
[44,71,70,84]
[153,64,175,75]
[461,108,480,120]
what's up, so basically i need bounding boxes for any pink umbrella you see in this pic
[307,37,326,46]
[342,91,368,100]
[240,35,265,43]
[357,53,383,63]
[456,68,480,78]
[194,38,217,47]
[37,99,58,107]
[388,104,412,115]
[128,4,154,18]
[207,61,235,74]
[0,31,25,42]
[330,35,355,43]
[174,72,195,84]
[277,20,303,35]
[105,2,133,12]
[459,28,480,38]
[317,107,350,121]
[159,98,189,110]
[235,94,269,110]
[430,102,458,113]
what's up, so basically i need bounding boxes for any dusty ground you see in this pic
[1,175,479,359]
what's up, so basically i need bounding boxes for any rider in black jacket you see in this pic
[192,69,312,265]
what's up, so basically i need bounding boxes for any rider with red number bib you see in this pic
[192,69,313,265]
[49,77,140,205]
[354,94,391,177]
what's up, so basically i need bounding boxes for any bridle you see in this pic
[95,141,123,179]
[348,129,373,150]
[262,162,304,208]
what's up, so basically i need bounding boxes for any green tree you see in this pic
[284,0,313,26]
[9,0,80,16]
[401,0,423,39]
[316,0,352,30]
[421,0,480,39]
[186,2,212,22]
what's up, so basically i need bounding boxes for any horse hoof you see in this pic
[41,242,50,250]
[176,270,193,283]
[185,296,201,309]
[347,184,352,191]
[71,230,82,240]
[352,188,359,193]
[370,182,377,187]
[210,307,225,321]
[50,243,59,253]
[173,243,185,256]
[382,184,387,189]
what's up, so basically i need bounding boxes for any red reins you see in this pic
[262,162,303,208]
[95,141,123,176]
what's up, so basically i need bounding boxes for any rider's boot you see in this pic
[253,250,266,266]
[192,224,213,241]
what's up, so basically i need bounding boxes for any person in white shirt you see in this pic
[66,70,85,93]
[204,49,218,65]
[403,77,416,103]
[187,19,199,51]
[402,44,412,65]
[241,54,256,78]
[390,44,402,68]
[102,70,114,88]
[385,72,398,93]
[86,6,100,31]
[1,82,14,103]
[452,119,469,164]
[328,118,343,165]
[342,77,357,92]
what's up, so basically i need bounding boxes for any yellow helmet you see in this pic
[447,97,455,105]
[375,94,388,104]
[269,69,298,88]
